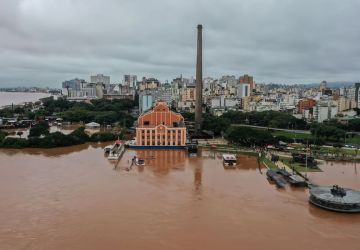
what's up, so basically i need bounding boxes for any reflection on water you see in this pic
[137,149,187,175]
[194,165,202,194]
[0,142,105,157]
[0,147,360,250]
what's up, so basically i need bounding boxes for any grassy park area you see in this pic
[272,130,313,140]
[271,130,360,146]
[261,157,278,170]
[280,157,322,172]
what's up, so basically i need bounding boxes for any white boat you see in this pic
[222,154,237,167]
[125,139,136,148]
[134,157,145,166]
[107,140,125,160]
[103,145,113,154]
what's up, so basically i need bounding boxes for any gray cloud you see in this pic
[0,0,359,87]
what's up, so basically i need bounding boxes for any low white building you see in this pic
[210,96,239,109]
[177,101,195,112]
[313,105,338,123]
[85,122,100,129]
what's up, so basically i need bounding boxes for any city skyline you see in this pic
[1,0,360,87]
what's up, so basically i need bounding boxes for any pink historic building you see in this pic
[135,102,187,147]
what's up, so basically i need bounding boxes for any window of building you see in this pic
[144,121,150,126]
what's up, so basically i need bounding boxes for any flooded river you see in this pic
[0,92,51,108]
[0,146,359,250]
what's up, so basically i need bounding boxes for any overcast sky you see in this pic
[0,0,359,87]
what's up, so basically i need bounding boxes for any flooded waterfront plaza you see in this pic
[0,145,360,250]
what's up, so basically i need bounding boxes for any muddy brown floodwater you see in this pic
[0,145,360,250]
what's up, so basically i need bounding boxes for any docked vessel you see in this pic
[222,154,237,168]
[275,169,307,187]
[287,175,307,187]
[133,156,145,166]
[103,145,113,154]
[266,169,288,188]
[107,140,125,161]
[124,139,136,148]
[186,142,198,155]
[309,185,360,213]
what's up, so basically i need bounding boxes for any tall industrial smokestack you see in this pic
[195,24,203,135]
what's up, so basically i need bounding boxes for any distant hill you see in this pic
[263,81,358,89]
[306,81,356,89]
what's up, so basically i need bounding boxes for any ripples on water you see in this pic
[0,146,359,250]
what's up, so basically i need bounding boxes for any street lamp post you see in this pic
[305,139,309,179]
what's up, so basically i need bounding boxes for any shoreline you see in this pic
[1,141,358,163]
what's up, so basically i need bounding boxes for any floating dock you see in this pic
[276,168,307,187]
[266,169,288,188]
[107,140,126,161]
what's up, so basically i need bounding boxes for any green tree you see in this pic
[94,111,118,125]
[348,119,360,132]
[61,109,94,123]
[16,131,24,138]
[90,132,120,142]
[67,127,89,144]
[202,114,231,136]
[225,127,276,147]
[180,112,195,121]
[1,137,29,148]
[310,123,345,142]
[0,130,8,145]
[29,122,50,137]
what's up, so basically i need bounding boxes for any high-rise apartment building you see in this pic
[239,74,255,91]
[297,99,316,113]
[355,82,360,107]
[90,74,110,85]
[124,75,137,88]
[319,80,327,92]
[237,83,250,98]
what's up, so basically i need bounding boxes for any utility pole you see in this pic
[305,139,309,179]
